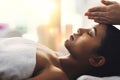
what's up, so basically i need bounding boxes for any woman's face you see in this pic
[65,24,107,61]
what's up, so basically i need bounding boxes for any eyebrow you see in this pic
[93,27,97,36]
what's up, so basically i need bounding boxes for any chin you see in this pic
[64,39,69,46]
[64,40,67,48]
[64,40,72,51]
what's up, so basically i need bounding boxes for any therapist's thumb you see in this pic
[102,0,117,5]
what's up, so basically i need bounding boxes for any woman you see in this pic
[29,24,120,80]
[0,24,120,80]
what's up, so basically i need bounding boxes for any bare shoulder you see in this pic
[36,44,61,68]
[33,45,64,78]
[28,65,69,80]
[49,65,69,80]
[30,44,68,80]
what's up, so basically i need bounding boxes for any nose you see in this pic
[77,28,89,34]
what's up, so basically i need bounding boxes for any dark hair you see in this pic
[88,24,120,77]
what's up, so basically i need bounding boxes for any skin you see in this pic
[28,24,107,80]
[85,0,120,25]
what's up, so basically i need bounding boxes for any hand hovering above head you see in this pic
[85,0,120,25]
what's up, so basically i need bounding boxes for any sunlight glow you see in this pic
[0,0,56,25]
[39,0,56,16]
[49,27,55,34]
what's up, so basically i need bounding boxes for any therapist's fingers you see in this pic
[89,16,107,21]
[93,17,110,24]
[87,6,107,12]
[85,12,107,17]
[93,16,108,21]
[102,0,117,5]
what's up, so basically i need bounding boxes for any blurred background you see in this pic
[0,0,119,55]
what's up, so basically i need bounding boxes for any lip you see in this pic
[70,35,74,41]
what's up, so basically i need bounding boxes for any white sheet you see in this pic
[77,75,120,80]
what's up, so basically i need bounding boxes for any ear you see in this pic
[89,55,106,67]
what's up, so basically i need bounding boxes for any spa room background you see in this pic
[0,0,119,56]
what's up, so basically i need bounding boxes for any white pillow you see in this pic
[77,75,120,80]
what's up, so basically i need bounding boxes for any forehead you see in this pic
[94,24,107,31]
[88,24,107,30]
[93,24,107,40]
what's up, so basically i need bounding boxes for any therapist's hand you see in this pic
[85,0,120,25]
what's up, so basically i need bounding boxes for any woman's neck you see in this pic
[59,55,84,80]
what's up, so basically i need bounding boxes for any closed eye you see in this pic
[87,28,95,37]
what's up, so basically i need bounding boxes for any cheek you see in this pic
[75,35,92,43]
[75,37,97,52]
[71,45,91,62]
[75,37,91,48]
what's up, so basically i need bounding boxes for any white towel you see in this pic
[77,75,120,80]
[0,37,36,80]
